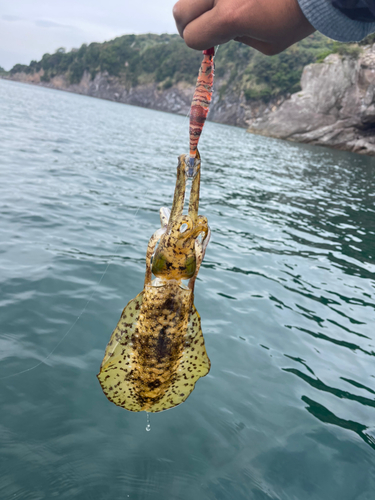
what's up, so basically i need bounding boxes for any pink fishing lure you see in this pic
[189,47,215,167]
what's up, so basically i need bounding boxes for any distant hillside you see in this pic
[7,32,342,102]
[4,32,375,156]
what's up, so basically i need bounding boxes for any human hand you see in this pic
[173,0,315,55]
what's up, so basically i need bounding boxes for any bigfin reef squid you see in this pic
[97,152,211,412]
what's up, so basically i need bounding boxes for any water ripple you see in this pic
[1,78,375,500]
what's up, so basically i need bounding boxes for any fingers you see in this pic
[174,0,275,51]
[235,36,288,56]
[173,0,315,54]
[173,0,215,38]
[182,4,238,50]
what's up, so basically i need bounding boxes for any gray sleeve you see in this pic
[297,0,375,42]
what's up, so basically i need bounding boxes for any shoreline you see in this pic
[3,45,375,158]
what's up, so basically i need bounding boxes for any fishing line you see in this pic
[167,110,190,157]
[1,195,149,380]
[5,92,206,381]
[0,260,111,380]
[3,48,218,381]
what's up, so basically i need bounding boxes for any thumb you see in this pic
[173,0,215,38]
[183,5,238,50]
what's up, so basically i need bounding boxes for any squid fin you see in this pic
[97,293,144,412]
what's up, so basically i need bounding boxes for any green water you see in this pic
[1,78,375,500]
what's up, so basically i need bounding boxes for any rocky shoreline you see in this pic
[2,68,277,129]
[3,43,375,156]
[248,45,375,157]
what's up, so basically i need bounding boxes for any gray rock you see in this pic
[248,46,375,156]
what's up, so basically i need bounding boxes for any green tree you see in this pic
[7,32,358,104]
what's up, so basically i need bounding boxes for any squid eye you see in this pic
[180,223,188,233]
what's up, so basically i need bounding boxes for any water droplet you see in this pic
[146,412,151,432]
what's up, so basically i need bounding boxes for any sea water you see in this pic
[1,78,375,500]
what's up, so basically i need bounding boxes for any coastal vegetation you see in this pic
[7,32,369,103]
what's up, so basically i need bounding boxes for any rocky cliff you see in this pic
[5,69,194,115]
[248,44,375,156]
[5,43,375,156]
[5,68,276,129]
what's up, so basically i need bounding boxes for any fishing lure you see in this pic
[188,47,215,173]
[97,49,215,412]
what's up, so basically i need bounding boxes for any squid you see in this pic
[97,48,215,413]
[97,153,211,412]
